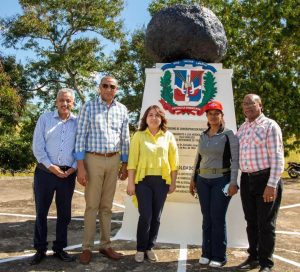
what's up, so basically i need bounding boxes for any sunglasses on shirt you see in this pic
[101,83,117,90]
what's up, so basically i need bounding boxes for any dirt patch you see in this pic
[0,177,299,272]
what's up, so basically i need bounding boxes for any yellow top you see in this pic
[127,128,179,184]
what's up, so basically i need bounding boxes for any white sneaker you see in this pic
[209,260,225,267]
[146,250,158,262]
[134,251,144,263]
[199,257,210,264]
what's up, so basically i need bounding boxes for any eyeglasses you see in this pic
[101,83,117,90]
[241,102,257,107]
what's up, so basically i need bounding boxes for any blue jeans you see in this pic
[196,175,231,263]
[135,176,169,251]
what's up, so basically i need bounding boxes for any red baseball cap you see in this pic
[205,100,223,112]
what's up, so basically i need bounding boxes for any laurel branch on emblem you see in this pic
[160,70,217,109]
[160,70,176,106]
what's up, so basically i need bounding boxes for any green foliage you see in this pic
[0,56,37,171]
[148,0,196,15]
[206,0,300,153]
[103,28,155,128]
[0,133,35,171]
[160,70,176,106]
[1,55,33,103]
[0,86,21,133]
[198,71,217,107]
[1,0,125,104]
[0,59,22,134]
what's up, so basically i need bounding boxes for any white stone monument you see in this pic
[115,59,247,247]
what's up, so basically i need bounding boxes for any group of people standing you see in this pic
[30,75,284,272]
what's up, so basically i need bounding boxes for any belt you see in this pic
[244,168,270,176]
[57,165,71,171]
[197,168,230,174]
[87,151,118,157]
[37,163,71,173]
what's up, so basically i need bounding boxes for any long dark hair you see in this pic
[139,105,167,132]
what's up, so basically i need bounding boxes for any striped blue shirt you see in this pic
[32,110,77,169]
[74,96,130,162]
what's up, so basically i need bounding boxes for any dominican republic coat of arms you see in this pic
[159,60,218,115]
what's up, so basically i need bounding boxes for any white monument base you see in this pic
[115,194,248,247]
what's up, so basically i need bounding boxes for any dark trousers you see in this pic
[240,171,282,268]
[33,167,75,252]
[135,176,169,251]
[196,175,231,263]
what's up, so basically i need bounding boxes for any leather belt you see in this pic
[198,168,230,174]
[87,151,118,157]
[244,168,270,176]
[37,163,71,173]
[58,165,71,171]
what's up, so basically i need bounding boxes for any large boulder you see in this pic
[145,5,228,63]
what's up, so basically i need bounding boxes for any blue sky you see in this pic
[0,0,152,63]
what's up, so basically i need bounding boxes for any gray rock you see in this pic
[145,5,227,63]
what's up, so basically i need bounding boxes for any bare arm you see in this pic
[77,160,88,186]
[169,170,177,194]
[126,169,136,196]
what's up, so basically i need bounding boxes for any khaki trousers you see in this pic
[82,153,120,250]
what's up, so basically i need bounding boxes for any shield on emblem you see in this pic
[173,70,204,103]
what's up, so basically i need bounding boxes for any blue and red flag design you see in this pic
[173,70,204,102]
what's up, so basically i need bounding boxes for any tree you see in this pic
[202,0,300,152]
[111,0,300,152]
[0,56,37,171]
[0,57,22,134]
[1,0,125,104]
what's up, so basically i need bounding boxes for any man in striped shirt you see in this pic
[75,76,130,265]
[236,94,284,272]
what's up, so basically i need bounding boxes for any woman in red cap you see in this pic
[189,100,239,268]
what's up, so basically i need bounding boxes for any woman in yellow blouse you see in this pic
[127,105,179,263]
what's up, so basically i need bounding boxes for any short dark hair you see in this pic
[139,105,167,132]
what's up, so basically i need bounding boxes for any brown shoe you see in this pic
[79,250,92,265]
[99,247,123,260]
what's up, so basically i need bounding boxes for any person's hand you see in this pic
[119,163,128,180]
[126,183,135,196]
[168,183,176,194]
[65,167,76,177]
[228,184,238,197]
[77,165,88,187]
[189,180,196,196]
[48,165,67,178]
[263,185,277,203]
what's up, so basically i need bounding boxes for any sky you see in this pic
[0,0,152,63]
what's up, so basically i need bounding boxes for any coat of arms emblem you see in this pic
[159,60,218,115]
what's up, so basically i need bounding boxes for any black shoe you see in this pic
[53,250,75,262]
[29,251,46,265]
[237,257,259,270]
[259,267,272,272]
